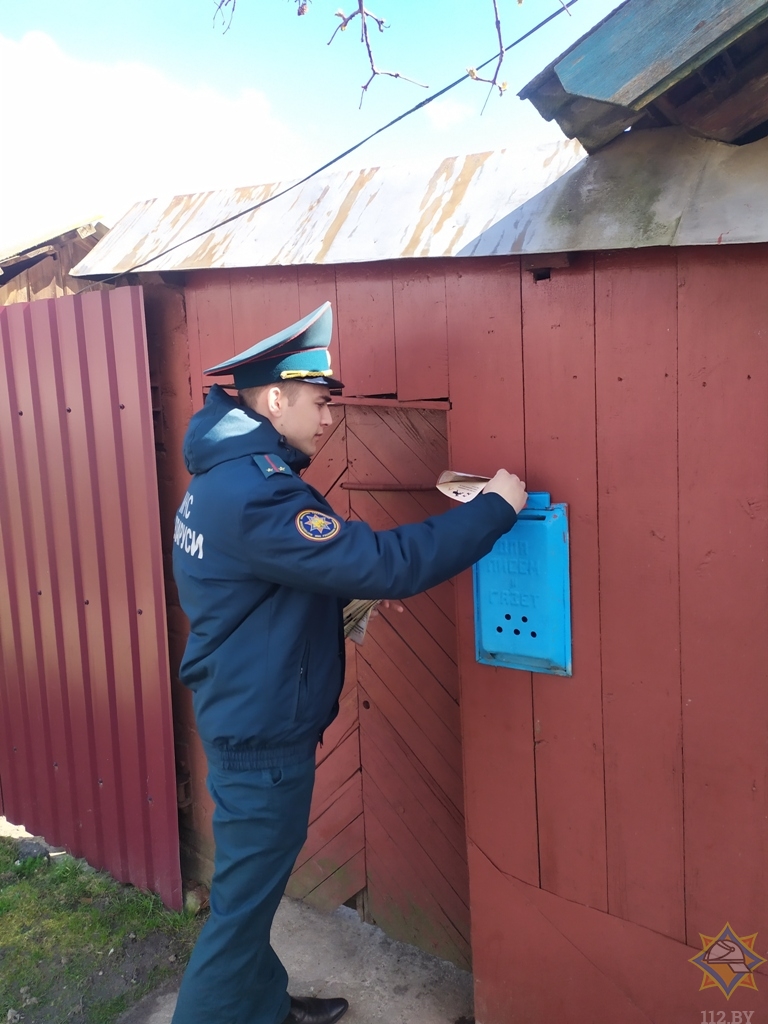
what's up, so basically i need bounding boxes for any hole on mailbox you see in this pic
[504,614,511,620]
[496,626,503,633]
[531,631,537,638]
[522,616,528,623]
[514,629,520,635]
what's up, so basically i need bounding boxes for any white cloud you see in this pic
[0,32,308,252]
[423,97,475,131]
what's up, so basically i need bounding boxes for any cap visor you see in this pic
[300,376,345,391]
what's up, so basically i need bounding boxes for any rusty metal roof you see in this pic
[520,0,768,151]
[458,126,768,255]
[0,223,107,277]
[69,143,585,277]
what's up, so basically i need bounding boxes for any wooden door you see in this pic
[288,402,471,969]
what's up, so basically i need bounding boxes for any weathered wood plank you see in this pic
[296,265,341,383]
[358,627,462,766]
[187,270,235,403]
[346,407,442,490]
[229,266,301,355]
[335,265,396,397]
[362,613,460,735]
[361,702,469,885]
[348,404,447,479]
[468,843,749,1024]
[521,253,608,911]
[299,773,362,868]
[595,248,684,939]
[376,588,457,671]
[286,816,365,900]
[316,685,357,769]
[309,729,360,822]
[678,245,768,939]
[365,802,470,969]
[301,849,366,912]
[554,0,768,109]
[356,653,464,817]
[301,410,347,497]
[445,258,540,887]
[392,263,448,401]
[183,281,204,412]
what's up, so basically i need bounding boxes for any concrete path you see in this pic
[117,896,474,1024]
[2,817,473,1024]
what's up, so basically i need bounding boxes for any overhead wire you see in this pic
[91,0,580,285]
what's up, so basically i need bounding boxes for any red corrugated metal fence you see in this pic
[0,287,181,909]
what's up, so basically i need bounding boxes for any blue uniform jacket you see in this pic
[173,385,518,767]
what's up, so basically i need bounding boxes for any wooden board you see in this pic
[287,410,362,909]
[347,405,470,967]
[521,254,608,911]
[445,257,540,888]
[229,266,301,356]
[392,261,448,401]
[677,245,768,940]
[594,249,684,938]
[468,841,768,1024]
[187,270,234,407]
[335,265,396,397]
[296,266,341,384]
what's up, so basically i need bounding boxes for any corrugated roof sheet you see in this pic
[70,143,585,277]
[520,0,768,151]
[458,127,768,256]
[0,224,107,272]
[557,0,768,109]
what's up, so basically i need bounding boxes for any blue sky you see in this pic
[0,0,621,251]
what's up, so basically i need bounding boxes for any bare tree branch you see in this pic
[215,1,570,98]
[329,2,427,104]
[213,0,236,33]
[466,0,507,96]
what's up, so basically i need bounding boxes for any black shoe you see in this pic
[282,995,349,1024]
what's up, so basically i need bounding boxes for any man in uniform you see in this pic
[171,302,527,1024]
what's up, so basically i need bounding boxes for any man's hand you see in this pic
[373,599,405,615]
[483,470,528,513]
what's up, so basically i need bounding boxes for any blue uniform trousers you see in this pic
[172,753,317,1024]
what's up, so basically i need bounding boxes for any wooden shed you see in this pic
[68,128,768,1023]
[3,2,768,1019]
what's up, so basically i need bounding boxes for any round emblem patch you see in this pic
[296,509,341,542]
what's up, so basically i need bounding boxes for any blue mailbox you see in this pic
[473,492,571,676]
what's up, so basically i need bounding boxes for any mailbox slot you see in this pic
[473,492,572,676]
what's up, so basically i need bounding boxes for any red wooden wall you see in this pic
[173,247,768,1018]
[448,248,768,1022]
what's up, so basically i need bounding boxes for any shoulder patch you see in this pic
[253,454,293,479]
[296,509,341,542]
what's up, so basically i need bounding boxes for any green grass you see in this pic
[0,838,203,1024]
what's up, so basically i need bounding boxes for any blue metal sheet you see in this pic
[553,0,768,110]
[473,492,571,676]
